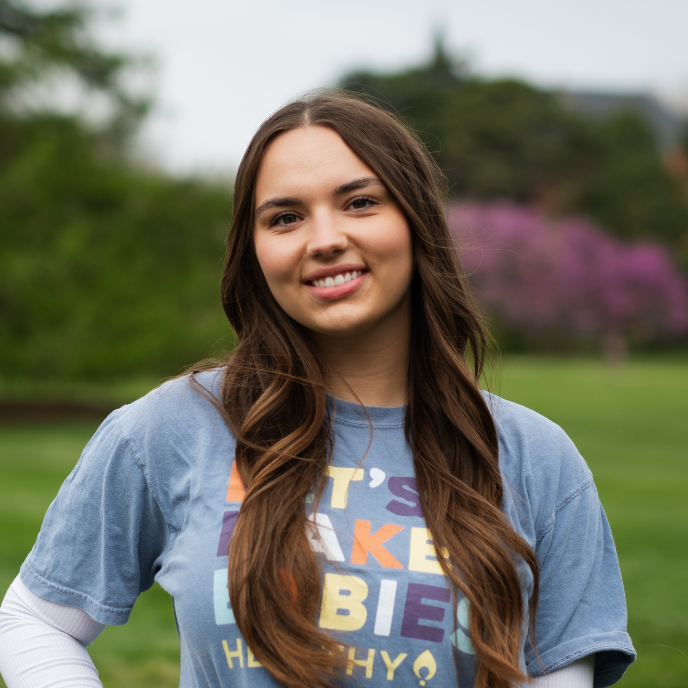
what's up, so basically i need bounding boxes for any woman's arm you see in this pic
[0,577,105,688]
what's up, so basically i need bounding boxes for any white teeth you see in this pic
[312,270,363,288]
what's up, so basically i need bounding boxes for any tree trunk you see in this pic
[602,331,628,365]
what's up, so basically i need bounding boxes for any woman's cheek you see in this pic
[366,226,413,278]
[255,239,296,289]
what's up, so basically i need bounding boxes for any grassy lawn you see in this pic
[1,357,686,687]
[497,357,688,688]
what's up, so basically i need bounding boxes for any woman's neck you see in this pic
[311,308,411,408]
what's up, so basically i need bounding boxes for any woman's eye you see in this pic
[271,212,300,227]
[349,196,377,211]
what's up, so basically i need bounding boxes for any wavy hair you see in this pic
[211,91,539,688]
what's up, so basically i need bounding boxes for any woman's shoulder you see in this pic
[482,391,589,470]
[481,391,594,531]
[96,369,232,474]
[78,369,234,521]
[115,369,226,435]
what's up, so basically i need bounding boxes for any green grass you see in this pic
[1,357,686,687]
[497,357,688,687]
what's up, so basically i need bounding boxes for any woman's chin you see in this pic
[300,312,379,340]
[307,322,372,340]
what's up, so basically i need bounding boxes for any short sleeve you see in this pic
[20,409,170,626]
[526,477,636,688]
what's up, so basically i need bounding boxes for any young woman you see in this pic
[0,93,635,688]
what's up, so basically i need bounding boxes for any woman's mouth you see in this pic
[304,269,368,300]
[308,269,364,289]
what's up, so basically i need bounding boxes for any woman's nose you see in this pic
[306,210,348,257]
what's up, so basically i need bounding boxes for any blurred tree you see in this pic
[0,1,232,381]
[581,112,687,244]
[664,122,688,266]
[452,202,688,360]
[343,46,596,209]
[0,0,145,144]
[341,40,688,256]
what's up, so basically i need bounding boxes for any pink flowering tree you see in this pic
[449,202,688,360]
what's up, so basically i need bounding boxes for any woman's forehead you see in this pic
[255,126,375,203]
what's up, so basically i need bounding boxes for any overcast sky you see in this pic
[94,0,688,175]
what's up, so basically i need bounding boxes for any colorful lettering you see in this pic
[386,477,424,517]
[401,583,450,643]
[351,520,404,568]
[373,579,398,636]
[369,468,386,487]
[380,651,407,680]
[216,511,239,557]
[307,512,345,562]
[346,647,375,678]
[222,638,244,669]
[408,528,447,575]
[413,650,437,686]
[247,646,263,667]
[278,568,298,606]
[450,597,475,654]
[319,573,368,631]
[213,568,235,625]
[326,466,364,509]
[226,461,245,502]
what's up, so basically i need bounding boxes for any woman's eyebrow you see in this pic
[255,196,301,219]
[333,177,383,196]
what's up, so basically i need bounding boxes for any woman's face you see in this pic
[253,126,414,340]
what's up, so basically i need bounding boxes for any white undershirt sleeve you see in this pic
[0,577,105,688]
[532,654,595,688]
[0,574,593,688]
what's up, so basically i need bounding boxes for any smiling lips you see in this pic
[305,268,368,300]
[309,269,364,288]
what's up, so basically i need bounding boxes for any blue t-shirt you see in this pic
[20,371,635,687]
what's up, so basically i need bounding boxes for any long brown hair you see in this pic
[215,91,539,688]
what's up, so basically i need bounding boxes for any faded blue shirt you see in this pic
[20,371,635,687]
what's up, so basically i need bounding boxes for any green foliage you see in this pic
[341,44,688,251]
[0,0,146,133]
[0,113,233,378]
[582,113,687,243]
[0,1,233,380]
[0,0,124,87]
[344,68,596,205]
[681,122,688,155]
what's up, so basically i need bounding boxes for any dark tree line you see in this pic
[340,40,688,258]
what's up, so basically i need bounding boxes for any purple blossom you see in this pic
[449,201,688,342]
